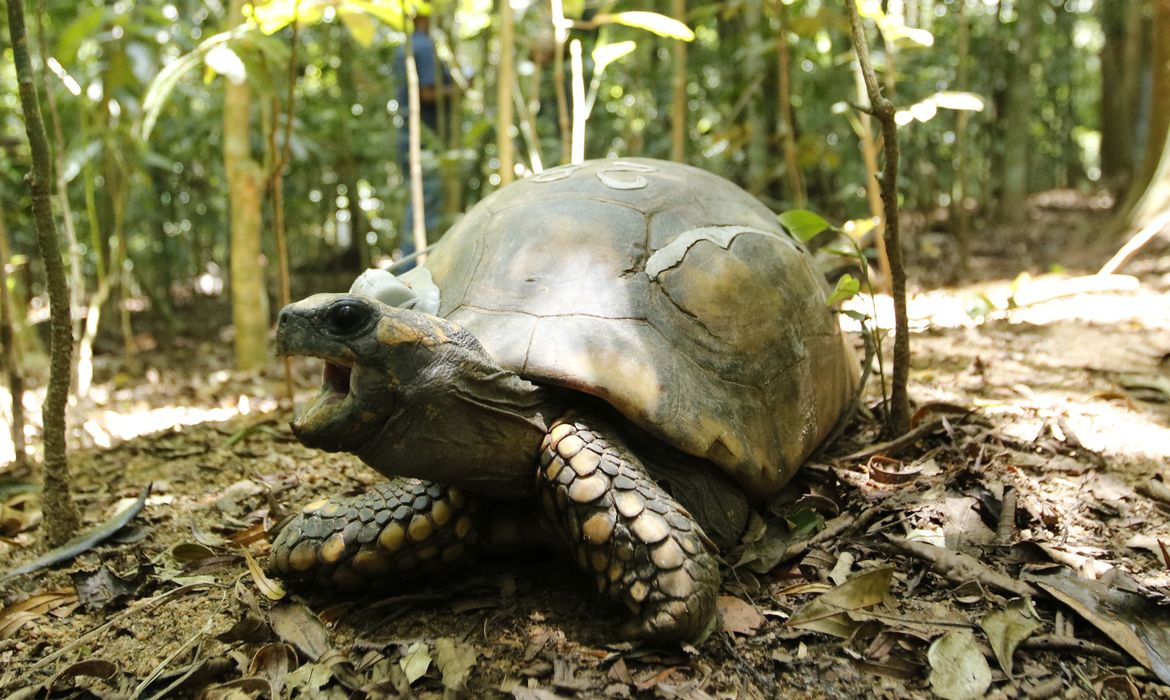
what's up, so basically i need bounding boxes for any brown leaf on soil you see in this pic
[608,657,633,685]
[787,567,894,638]
[248,643,298,697]
[435,637,478,691]
[0,491,40,536]
[1028,568,1170,684]
[197,676,273,700]
[216,611,270,644]
[241,546,285,600]
[0,610,42,638]
[717,596,766,636]
[270,601,332,661]
[633,666,678,691]
[47,659,119,694]
[980,597,1042,676]
[72,565,149,610]
[228,522,270,547]
[927,631,992,700]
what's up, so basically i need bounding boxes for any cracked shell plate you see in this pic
[422,158,857,497]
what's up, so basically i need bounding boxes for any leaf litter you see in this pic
[2,213,1170,696]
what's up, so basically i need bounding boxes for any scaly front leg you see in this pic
[269,478,477,589]
[537,414,720,643]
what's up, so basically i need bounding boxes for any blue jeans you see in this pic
[399,153,442,271]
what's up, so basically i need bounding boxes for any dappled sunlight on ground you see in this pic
[844,274,1168,332]
[0,349,285,469]
[842,274,1170,467]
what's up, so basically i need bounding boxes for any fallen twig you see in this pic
[1019,634,1128,665]
[836,418,945,462]
[1099,210,1170,275]
[996,486,1017,545]
[882,536,1037,598]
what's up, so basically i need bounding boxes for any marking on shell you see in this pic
[645,225,777,281]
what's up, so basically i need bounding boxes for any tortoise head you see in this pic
[275,293,549,495]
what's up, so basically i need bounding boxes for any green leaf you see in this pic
[249,0,327,35]
[778,209,832,242]
[139,32,231,142]
[842,309,868,322]
[339,9,378,46]
[344,0,407,31]
[592,41,637,76]
[56,6,106,65]
[596,12,695,41]
[826,274,861,306]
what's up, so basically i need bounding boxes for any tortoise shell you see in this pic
[420,158,857,497]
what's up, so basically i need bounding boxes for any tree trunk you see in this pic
[0,205,27,470]
[846,0,911,438]
[551,0,570,164]
[1127,0,1170,214]
[35,1,83,345]
[337,28,366,271]
[775,0,805,208]
[670,0,687,162]
[1118,4,1170,238]
[852,64,892,293]
[998,0,1037,221]
[7,0,82,543]
[951,0,971,269]
[743,1,768,195]
[569,38,585,163]
[497,0,516,183]
[404,15,428,263]
[1099,0,1144,193]
[224,0,269,370]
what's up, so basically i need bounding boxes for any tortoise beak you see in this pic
[275,299,366,451]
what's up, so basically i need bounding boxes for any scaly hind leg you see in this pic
[268,478,476,589]
[537,413,721,644]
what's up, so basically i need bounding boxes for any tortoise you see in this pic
[268,158,857,643]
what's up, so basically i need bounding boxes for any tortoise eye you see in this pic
[325,301,370,334]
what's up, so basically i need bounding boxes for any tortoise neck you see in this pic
[356,348,557,498]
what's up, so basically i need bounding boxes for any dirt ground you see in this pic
[2,198,1170,699]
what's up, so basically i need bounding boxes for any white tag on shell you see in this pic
[349,268,441,315]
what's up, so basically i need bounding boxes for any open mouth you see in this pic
[290,358,357,444]
[321,361,353,404]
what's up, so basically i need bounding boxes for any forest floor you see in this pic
[2,194,1170,699]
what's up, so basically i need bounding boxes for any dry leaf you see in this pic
[47,659,119,693]
[1029,569,1170,684]
[980,597,1042,676]
[717,596,766,636]
[269,602,331,661]
[400,642,432,684]
[787,567,894,638]
[241,547,285,600]
[435,637,477,690]
[248,643,297,698]
[0,610,43,638]
[633,666,677,691]
[927,631,992,700]
[284,663,334,698]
